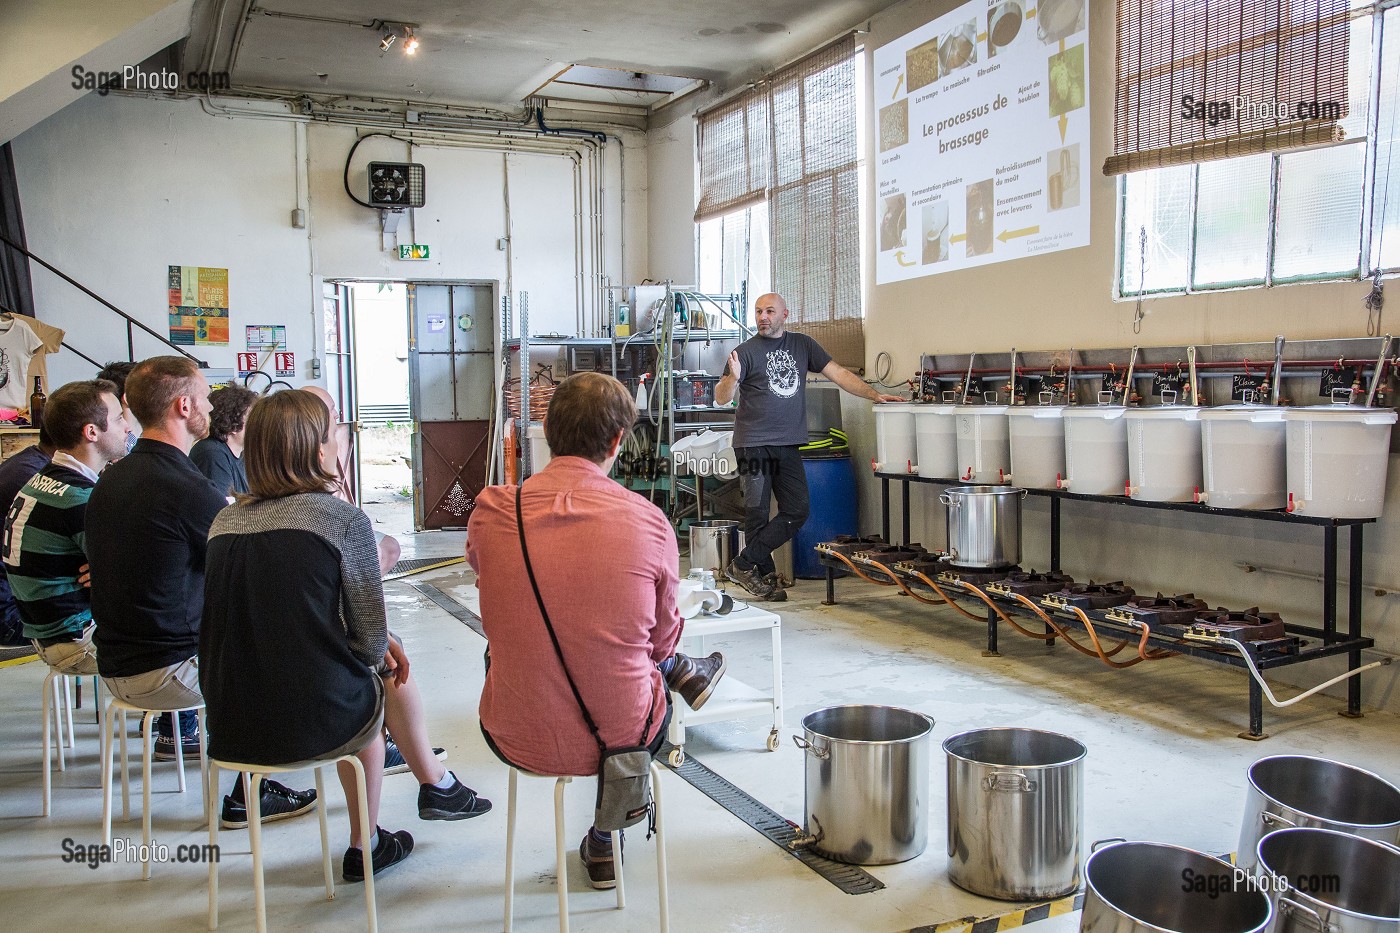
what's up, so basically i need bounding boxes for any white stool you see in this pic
[503,761,669,933]
[40,668,95,816]
[100,697,210,878]
[206,755,377,933]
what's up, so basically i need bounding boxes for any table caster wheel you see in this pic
[667,747,686,768]
[766,730,780,752]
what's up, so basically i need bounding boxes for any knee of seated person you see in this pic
[377,535,402,574]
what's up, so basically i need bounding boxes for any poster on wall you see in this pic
[873,0,1090,285]
[168,265,230,346]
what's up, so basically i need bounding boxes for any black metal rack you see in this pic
[817,471,1377,739]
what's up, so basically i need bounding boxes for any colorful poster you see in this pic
[245,324,286,350]
[168,265,230,346]
[873,0,1090,284]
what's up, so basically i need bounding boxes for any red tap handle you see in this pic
[871,457,877,474]
[1056,472,1063,489]
[999,468,1006,484]
[1287,492,1295,513]
[963,466,973,481]
[1193,485,1200,504]
[907,459,914,474]
[1125,479,1132,497]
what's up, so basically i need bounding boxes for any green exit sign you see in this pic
[398,244,430,260]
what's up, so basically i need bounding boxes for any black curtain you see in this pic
[0,142,34,317]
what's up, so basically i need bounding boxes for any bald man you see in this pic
[714,293,903,601]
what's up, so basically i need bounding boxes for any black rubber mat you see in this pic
[408,582,485,638]
[0,644,37,665]
[663,747,886,895]
[384,556,465,580]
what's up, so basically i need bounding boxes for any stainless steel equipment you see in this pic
[1256,828,1400,933]
[1081,840,1273,933]
[689,520,741,576]
[944,728,1086,900]
[1237,756,1400,872]
[939,485,1026,568]
[794,705,934,865]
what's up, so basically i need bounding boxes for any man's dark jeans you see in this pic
[734,445,809,577]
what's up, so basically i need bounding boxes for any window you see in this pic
[1117,4,1399,297]
[696,203,770,299]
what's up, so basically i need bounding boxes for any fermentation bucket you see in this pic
[873,402,920,473]
[940,485,1025,568]
[689,520,742,576]
[795,705,934,864]
[1256,827,1400,933]
[1284,406,1397,518]
[1199,406,1287,509]
[1236,755,1400,873]
[944,728,1085,900]
[1006,405,1067,490]
[1062,406,1129,495]
[954,405,1011,483]
[1080,840,1273,933]
[1125,406,1203,502]
[914,404,960,479]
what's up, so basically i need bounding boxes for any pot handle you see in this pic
[1260,810,1297,829]
[792,735,829,760]
[940,492,959,507]
[982,770,1038,792]
[1279,895,1335,933]
[1090,837,1128,853]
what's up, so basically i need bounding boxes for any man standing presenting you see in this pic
[715,293,903,600]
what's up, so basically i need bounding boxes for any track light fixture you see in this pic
[403,26,419,54]
[379,28,398,52]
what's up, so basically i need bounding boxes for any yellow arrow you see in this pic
[1059,39,1065,53]
[892,73,904,99]
[894,249,917,266]
[998,225,1040,242]
[949,233,967,244]
[1027,6,1036,18]
[1058,112,1068,143]
[977,32,988,42]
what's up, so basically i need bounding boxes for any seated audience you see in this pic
[201,390,490,882]
[467,372,725,889]
[191,384,257,499]
[0,424,54,645]
[96,361,138,454]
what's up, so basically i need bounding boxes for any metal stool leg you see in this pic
[141,711,157,880]
[346,756,377,933]
[174,710,188,794]
[63,674,76,750]
[41,669,56,816]
[101,697,116,844]
[119,708,130,822]
[315,766,333,900]
[504,768,518,932]
[207,760,221,930]
[652,763,669,933]
[612,829,625,910]
[554,776,570,933]
[248,771,268,933]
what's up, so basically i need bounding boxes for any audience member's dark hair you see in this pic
[96,361,137,401]
[544,372,636,463]
[208,385,258,442]
[36,421,54,452]
[42,379,118,449]
[125,357,202,429]
[243,391,338,501]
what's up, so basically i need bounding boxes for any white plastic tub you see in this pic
[873,402,920,474]
[1125,407,1202,502]
[954,405,1011,483]
[1199,406,1287,510]
[1284,406,1397,518]
[1061,406,1129,496]
[1005,405,1066,490]
[914,404,959,479]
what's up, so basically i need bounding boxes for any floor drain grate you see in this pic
[663,747,885,895]
[409,582,484,638]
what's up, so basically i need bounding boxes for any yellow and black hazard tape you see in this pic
[902,892,1085,933]
[382,556,465,581]
[0,652,38,669]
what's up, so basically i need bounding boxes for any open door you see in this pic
[323,281,361,503]
[408,282,497,529]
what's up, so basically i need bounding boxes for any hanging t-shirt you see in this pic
[730,331,833,447]
[0,318,45,411]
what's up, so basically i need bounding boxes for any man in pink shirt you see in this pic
[467,372,724,889]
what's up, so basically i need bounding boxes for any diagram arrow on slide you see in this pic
[998,226,1040,242]
[949,233,967,244]
[1027,7,1037,18]
[977,32,988,42]
[892,74,905,99]
[894,250,917,266]
[1058,112,1068,143]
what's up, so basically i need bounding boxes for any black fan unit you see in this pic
[367,161,426,208]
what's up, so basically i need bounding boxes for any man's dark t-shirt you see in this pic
[730,331,832,447]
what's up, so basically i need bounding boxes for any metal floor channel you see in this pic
[409,581,486,638]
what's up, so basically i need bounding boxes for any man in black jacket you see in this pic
[86,356,316,828]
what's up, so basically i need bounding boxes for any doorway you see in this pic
[350,282,415,537]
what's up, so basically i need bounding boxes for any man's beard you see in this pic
[190,409,210,440]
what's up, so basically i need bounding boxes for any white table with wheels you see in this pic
[666,603,783,766]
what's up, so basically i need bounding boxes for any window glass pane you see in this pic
[1120,165,1193,294]
[1273,142,1365,280]
[747,203,771,305]
[1336,8,1373,140]
[697,216,722,293]
[719,210,746,294]
[1373,6,1400,271]
[1193,154,1271,287]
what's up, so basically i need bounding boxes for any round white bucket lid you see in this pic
[1005,405,1067,418]
[1198,405,1286,422]
[1124,406,1202,421]
[1283,406,1398,424]
[1062,405,1128,420]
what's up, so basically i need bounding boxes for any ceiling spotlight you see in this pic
[379,29,398,52]
[403,27,420,54]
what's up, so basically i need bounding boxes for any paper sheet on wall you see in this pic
[168,265,230,346]
[873,0,1090,285]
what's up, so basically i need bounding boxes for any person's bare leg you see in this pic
[377,535,401,575]
[382,669,447,785]
[338,732,385,849]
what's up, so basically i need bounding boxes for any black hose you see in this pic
[534,107,606,144]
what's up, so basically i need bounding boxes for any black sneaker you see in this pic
[418,771,492,821]
[666,652,728,710]
[579,830,623,890]
[343,826,414,882]
[384,735,448,775]
[724,559,777,600]
[220,778,318,829]
[153,733,202,761]
[762,573,789,602]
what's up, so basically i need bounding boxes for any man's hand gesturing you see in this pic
[727,350,741,381]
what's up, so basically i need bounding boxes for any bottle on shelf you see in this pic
[29,376,45,428]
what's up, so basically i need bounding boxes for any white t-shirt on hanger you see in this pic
[0,316,46,411]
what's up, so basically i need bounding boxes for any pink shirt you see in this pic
[466,456,681,776]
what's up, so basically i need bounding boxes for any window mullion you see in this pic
[1186,163,1201,293]
[1264,152,1281,288]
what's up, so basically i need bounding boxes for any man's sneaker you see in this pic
[343,826,414,882]
[762,573,789,602]
[579,830,623,890]
[725,559,777,600]
[666,652,727,711]
[418,771,492,821]
[384,735,448,775]
[152,733,202,761]
[220,778,318,829]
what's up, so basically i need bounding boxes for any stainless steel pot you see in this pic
[1081,840,1273,933]
[1256,828,1400,933]
[689,520,742,576]
[794,705,934,865]
[944,728,1085,900]
[1236,756,1400,872]
[940,485,1025,568]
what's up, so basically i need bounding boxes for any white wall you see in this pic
[646,105,699,284]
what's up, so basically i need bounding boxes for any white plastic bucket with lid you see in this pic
[1125,407,1202,502]
[1061,406,1129,495]
[1284,406,1397,518]
[873,402,919,474]
[914,404,959,479]
[954,405,1011,483]
[1006,405,1066,490]
[1199,406,1286,510]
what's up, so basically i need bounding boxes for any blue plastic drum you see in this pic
[793,454,858,579]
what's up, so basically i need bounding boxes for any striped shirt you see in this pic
[3,459,95,642]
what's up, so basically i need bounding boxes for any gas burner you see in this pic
[894,556,951,576]
[987,570,1076,597]
[1105,594,1209,627]
[852,544,928,566]
[1185,607,1287,642]
[933,560,1018,588]
[816,535,886,557]
[1042,581,1137,611]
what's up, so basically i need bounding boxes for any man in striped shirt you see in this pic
[3,379,128,673]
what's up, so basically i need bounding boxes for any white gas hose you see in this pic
[1217,637,1392,708]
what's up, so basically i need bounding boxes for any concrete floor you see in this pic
[2,530,1399,932]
